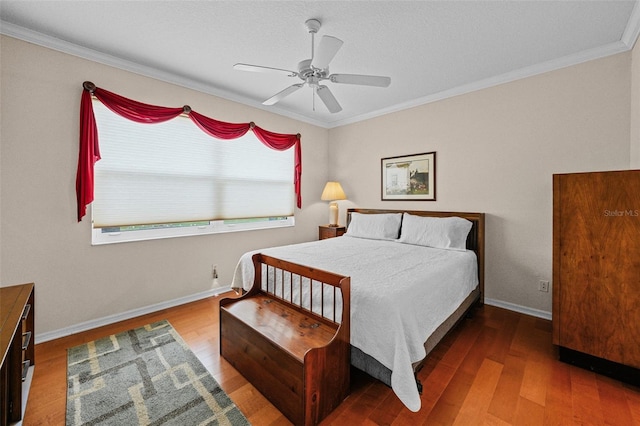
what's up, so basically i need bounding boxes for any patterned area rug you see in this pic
[66,320,249,425]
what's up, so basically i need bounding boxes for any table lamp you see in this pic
[321,181,347,227]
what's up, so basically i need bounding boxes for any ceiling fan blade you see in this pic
[315,85,342,113]
[311,36,344,70]
[329,74,391,87]
[262,84,304,106]
[234,63,298,77]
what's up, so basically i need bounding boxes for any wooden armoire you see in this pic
[553,170,640,384]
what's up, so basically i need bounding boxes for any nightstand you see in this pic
[319,225,346,240]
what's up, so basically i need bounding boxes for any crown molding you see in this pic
[3,15,639,130]
[622,0,640,49]
[328,40,632,128]
[0,20,328,128]
[329,1,640,128]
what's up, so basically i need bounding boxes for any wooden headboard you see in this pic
[347,208,485,304]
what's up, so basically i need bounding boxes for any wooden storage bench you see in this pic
[220,253,350,426]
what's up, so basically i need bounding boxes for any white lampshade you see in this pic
[321,182,347,227]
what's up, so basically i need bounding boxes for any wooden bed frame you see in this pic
[220,209,485,417]
[345,209,485,390]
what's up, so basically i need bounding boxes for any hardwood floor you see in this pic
[23,293,640,425]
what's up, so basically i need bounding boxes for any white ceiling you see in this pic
[1,1,639,128]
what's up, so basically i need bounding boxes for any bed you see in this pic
[230,208,485,412]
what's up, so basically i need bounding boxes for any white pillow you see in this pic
[345,212,402,240]
[398,213,472,250]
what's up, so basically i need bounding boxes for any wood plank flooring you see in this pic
[23,293,640,425]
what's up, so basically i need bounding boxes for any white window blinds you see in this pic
[92,101,295,228]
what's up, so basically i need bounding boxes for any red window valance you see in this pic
[76,82,302,221]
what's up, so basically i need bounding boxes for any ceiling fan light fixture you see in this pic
[234,18,390,113]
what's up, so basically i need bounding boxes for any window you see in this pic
[91,101,295,245]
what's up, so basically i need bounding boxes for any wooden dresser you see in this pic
[553,170,640,383]
[0,283,35,425]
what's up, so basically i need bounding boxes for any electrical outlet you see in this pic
[211,264,220,289]
[538,280,550,292]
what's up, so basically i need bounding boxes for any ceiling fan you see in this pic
[233,19,391,113]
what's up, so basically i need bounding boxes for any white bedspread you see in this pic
[231,235,478,412]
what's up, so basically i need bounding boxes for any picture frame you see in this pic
[381,152,436,201]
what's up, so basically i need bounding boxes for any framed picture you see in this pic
[381,152,436,201]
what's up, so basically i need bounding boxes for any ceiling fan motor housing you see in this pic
[298,59,328,81]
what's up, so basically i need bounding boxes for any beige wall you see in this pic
[0,36,330,336]
[1,34,635,336]
[329,52,631,315]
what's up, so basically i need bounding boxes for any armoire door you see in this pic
[553,170,640,369]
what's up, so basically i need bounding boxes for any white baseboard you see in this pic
[37,289,551,343]
[36,286,232,343]
[484,298,552,321]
